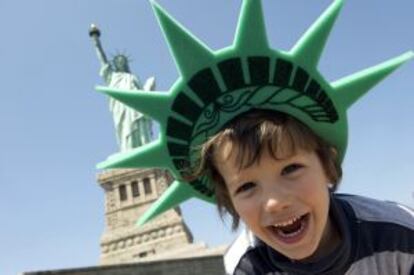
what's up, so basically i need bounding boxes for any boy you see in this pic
[96,0,414,273]
[193,110,414,274]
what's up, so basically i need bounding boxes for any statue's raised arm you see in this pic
[89,24,115,85]
[89,24,109,66]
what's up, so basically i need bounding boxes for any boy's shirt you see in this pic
[224,194,414,275]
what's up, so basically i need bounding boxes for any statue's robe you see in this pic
[101,64,153,152]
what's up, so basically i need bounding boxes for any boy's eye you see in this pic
[234,181,256,196]
[281,163,304,176]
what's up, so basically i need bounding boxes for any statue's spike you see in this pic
[291,0,344,69]
[331,51,414,109]
[234,0,269,53]
[96,86,169,124]
[97,140,170,169]
[137,180,200,226]
[151,1,215,79]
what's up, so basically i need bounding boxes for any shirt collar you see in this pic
[260,194,353,275]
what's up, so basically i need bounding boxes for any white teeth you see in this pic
[273,215,301,228]
[277,220,305,238]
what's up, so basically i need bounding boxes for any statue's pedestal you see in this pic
[97,168,197,265]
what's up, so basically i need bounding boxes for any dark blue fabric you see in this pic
[233,194,414,275]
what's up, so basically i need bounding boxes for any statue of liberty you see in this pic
[89,24,155,152]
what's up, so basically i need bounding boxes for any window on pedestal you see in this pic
[138,251,148,258]
[131,181,140,197]
[143,177,152,195]
[119,184,127,201]
[135,249,155,258]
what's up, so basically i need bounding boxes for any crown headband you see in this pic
[96,0,413,225]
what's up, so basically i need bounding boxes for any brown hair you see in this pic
[188,110,342,230]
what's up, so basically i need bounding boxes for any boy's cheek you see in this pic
[233,199,261,224]
[232,199,254,216]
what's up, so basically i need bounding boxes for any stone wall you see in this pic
[97,168,195,264]
[23,255,226,275]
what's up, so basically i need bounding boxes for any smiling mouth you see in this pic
[268,213,310,244]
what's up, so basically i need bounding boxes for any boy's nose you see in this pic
[262,189,290,213]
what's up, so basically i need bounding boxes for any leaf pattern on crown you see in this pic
[191,85,332,142]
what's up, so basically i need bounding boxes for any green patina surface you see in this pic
[95,0,413,226]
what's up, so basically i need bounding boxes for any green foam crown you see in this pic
[96,0,413,226]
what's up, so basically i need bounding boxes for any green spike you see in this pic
[97,140,170,169]
[96,86,170,124]
[137,180,203,226]
[234,0,269,53]
[95,0,414,227]
[151,1,215,79]
[291,0,344,69]
[331,51,414,109]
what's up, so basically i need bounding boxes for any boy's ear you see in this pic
[325,146,341,190]
[330,147,338,160]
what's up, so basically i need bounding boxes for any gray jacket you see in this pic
[224,194,414,275]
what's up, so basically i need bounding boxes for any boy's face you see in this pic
[214,141,336,260]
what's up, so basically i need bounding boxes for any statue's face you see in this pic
[113,55,128,72]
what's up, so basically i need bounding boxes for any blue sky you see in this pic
[0,0,413,274]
